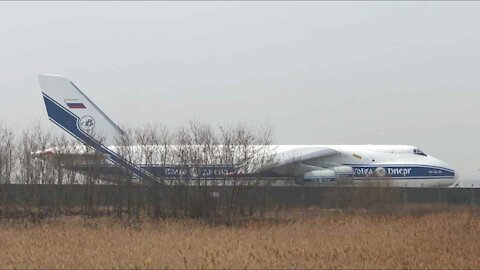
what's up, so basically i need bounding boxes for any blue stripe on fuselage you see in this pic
[348,165,455,179]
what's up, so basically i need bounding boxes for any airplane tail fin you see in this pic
[39,74,157,184]
[38,74,125,145]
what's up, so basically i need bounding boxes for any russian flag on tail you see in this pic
[64,99,86,109]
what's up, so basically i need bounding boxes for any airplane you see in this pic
[36,74,458,187]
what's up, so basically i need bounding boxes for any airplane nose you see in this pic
[445,165,459,186]
[449,170,460,187]
[426,156,458,185]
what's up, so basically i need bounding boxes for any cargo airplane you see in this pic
[37,74,458,187]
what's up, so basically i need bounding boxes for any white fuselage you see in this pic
[37,144,457,188]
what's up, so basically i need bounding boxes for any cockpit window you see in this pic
[413,149,427,156]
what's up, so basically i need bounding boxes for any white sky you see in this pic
[1,2,480,179]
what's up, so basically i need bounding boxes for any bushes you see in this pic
[0,121,277,222]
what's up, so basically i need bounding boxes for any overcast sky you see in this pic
[1,2,480,179]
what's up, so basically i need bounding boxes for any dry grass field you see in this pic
[0,207,479,269]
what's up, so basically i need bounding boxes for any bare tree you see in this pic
[0,122,15,184]
[215,122,276,221]
[0,122,15,218]
[174,125,193,217]
[17,123,52,221]
[111,127,135,219]
[135,123,173,219]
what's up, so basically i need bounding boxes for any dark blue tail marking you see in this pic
[42,93,158,184]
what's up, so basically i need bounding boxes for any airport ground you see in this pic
[0,205,479,269]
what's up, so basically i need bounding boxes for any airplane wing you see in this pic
[275,146,339,166]
[262,146,340,176]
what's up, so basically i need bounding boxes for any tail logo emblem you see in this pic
[79,115,95,132]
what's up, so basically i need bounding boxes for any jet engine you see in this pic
[297,166,354,185]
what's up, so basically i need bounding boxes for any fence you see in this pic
[0,184,478,211]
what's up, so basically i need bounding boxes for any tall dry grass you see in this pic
[0,207,479,269]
